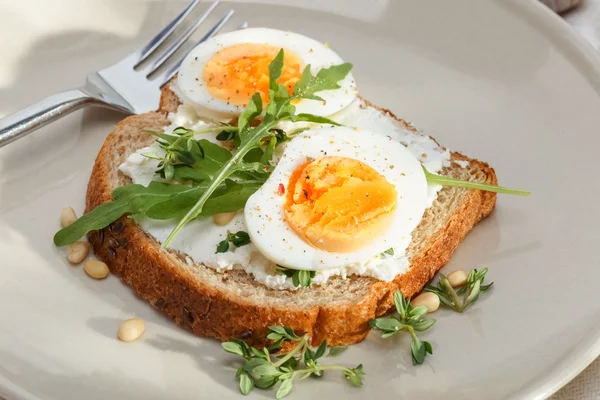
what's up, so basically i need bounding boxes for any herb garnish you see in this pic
[142,126,204,181]
[216,231,251,253]
[163,50,350,246]
[370,290,435,365]
[422,166,531,196]
[378,248,394,258]
[425,268,493,312]
[275,266,316,287]
[222,326,365,398]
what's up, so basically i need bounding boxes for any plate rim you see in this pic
[492,2,600,399]
[2,0,600,399]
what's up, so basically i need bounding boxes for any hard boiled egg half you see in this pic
[176,28,357,120]
[245,126,429,271]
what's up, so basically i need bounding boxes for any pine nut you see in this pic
[411,292,440,313]
[67,241,89,264]
[83,259,109,279]
[213,212,236,226]
[118,318,145,342]
[447,270,468,287]
[60,207,77,227]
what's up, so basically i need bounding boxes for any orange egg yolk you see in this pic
[283,156,398,253]
[202,43,302,107]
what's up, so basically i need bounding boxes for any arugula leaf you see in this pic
[293,63,353,100]
[289,113,340,126]
[53,182,202,246]
[144,180,260,220]
[422,166,531,196]
[238,92,263,133]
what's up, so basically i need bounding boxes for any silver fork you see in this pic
[0,0,245,148]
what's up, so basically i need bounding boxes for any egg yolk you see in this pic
[202,43,302,107]
[284,156,398,253]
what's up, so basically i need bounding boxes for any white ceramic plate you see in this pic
[1,1,600,399]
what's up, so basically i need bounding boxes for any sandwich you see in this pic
[55,27,527,347]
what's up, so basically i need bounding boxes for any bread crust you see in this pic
[86,88,497,347]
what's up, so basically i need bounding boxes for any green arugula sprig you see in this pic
[216,231,251,253]
[163,50,351,246]
[222,326,364,398]
[275,265,316,287]
[423,166,531,196]
[370,290,435,365]
[425,268,493,312]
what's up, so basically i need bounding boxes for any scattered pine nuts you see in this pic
[118,318,145,342]
[60,207,77,227]
[67,241,89,264]
[213,212,236,226]
[411,292,440,313]
[83,259,110,279]
[447,270,468,288]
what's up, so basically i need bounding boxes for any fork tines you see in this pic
[132,0,246,87]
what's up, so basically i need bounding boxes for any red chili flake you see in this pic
[278,183,285,195]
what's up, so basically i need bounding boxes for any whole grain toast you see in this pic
[86,84,497,347]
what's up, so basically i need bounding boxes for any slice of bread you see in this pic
[86,84,497,347]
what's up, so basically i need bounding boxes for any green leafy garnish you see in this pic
[275,266,316,287]
[216,231,251,253]
[378,248,394,258]
[53,182,204,246]
[425,268,493,313]
[327,346,349,357]
[222,326,364,398]
[370,290,435,365]
[53,179,260,246]
[423,166,531,196]
[143,126,204,180]
[163,50,349,247]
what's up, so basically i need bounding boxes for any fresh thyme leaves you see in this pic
[275,266,316,287]
[425,268,493,312]
[379,248,394,258]
[327,346,348,357]
[222,326,365,398]
[143,127,205,181]
[422,166,531,196]
[216,231,251,253]
[163,50,351,247]
[369,290,435,365]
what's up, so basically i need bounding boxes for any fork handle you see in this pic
[0,89,101,148]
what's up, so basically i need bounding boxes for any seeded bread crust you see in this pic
[86,85,497,347]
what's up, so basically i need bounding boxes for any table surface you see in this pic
[549,1,600,399]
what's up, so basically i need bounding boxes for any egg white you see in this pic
[244,126,429,271]
[176,27,357,120]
